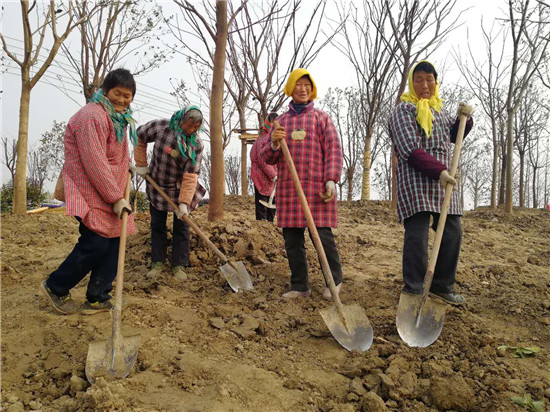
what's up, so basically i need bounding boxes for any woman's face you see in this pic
[291,76,313,104]
[412,70,436,100]
[181,118,202,136]
[105,86,134,113]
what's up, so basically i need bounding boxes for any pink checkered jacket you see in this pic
[250,133,277,196]
[62,103,135,238]
[260,101,342,228]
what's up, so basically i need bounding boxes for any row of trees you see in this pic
[2,0,550,218]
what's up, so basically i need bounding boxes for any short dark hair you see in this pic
[413,62,438,81]
[101,68,136,96]
[267,112,278,122]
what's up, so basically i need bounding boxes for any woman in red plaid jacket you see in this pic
[41,69,137,315]
[260,68,344,300]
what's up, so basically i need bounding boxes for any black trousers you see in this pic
[254,186,276,222]
[47,218,119,303]
[402,211,462,294]
[150,204,190,267]
[282,227,342,292]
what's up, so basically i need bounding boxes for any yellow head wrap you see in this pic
[400,60,443,138]
[284,68,317,100]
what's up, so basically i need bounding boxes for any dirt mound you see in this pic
[1,196,549,411]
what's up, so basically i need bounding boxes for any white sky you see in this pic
[1,0,505,195]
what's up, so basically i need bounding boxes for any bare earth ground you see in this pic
[1,196,549,412]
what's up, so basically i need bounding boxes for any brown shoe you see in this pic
[40,280,78,315]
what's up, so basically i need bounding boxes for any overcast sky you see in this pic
[1,0,505,196]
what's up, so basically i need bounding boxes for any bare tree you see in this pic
[454,21,509,209]
[1,136,18,184]
[503,0,550,213]
[224,154,241,195]
[0,0,91,214]
[38,120,66,181]
[60,0,168,103]
[199,149,212,196]
[27,146,48,198]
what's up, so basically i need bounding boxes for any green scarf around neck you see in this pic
[89,89,137,146]
[169,104,202,165]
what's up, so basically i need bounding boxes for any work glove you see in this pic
[457,102,474,119]
[271,121,285,150]
[319,180,336,202]
[113,198,132,219]
[272,176,278,182]
[129,163,150,177]
[439,170,457,189]
[175,203,189,220]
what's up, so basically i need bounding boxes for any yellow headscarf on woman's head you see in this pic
[400,60,443,138]
[284,68,318,100]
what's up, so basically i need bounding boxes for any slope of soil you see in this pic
[1,197,549,411]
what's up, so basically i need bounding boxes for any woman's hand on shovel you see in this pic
[271,121,286,150]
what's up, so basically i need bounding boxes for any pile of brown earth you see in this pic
[1,196,548,411]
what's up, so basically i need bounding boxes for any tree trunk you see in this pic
[347,167,354,202]
[518,152,525,208]
[13,79,32,215]
[499,151,506,206]
[360,137,371,200]
[208,1,228,221]
[239,109,247,196]
[532,167,537,208]
[490,130,499,209]
[505,110,514,213]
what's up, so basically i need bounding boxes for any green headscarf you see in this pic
[169,104,202,165]
[89,89,137,145]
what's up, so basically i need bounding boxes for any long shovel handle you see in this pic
[112,172,132,348]
[279,139,349,326]
[143,173,229,264]
[421,114,468,298]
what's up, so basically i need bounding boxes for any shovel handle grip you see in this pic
[143,174,228,263]
[421,114,468,296]
[279,139,346,315]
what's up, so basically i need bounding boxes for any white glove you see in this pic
[113,198,132,219]
[457,102,474,119]
[439,170,457,189]
[175,203,189,219]
[319,180,336,202]
[272,176,278,182]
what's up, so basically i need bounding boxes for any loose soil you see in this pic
[1,197,549,412]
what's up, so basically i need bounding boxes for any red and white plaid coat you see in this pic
[62,103,135,238]
[250,133,277,196]
[260,102,343,228]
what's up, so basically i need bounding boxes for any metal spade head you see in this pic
[319,303,373,352]
[86,335,141,384]
[220,261,253,292]
[396,292,447,348]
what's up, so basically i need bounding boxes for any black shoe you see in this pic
[40,280,78,315]
[430,291,465,306]
[81,299,113,315]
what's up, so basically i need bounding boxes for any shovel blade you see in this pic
[319,304,373,352]
[396,292,446,348]
[220,261,253,292]
[85,335,141,384]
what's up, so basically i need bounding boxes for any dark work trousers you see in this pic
[150,204,190,267]
[282,227,343,292]
[47,217,119,303]
[402,211,462,295]
[254,186,276,222]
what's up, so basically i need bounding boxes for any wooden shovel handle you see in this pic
[143,173,229,263]
[421,114,468,296]
[112,172,132,345]
[279,139,347,316]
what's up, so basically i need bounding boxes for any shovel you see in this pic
[144,174,253,292]
[279,137,373,352]
[396,114,468,348]
[86,172,141,383]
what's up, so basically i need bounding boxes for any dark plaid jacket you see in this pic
[137,119,205,212]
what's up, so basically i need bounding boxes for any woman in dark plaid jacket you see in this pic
[133,105,206,281]
[388,61,474,305]
[260,68,344,300]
